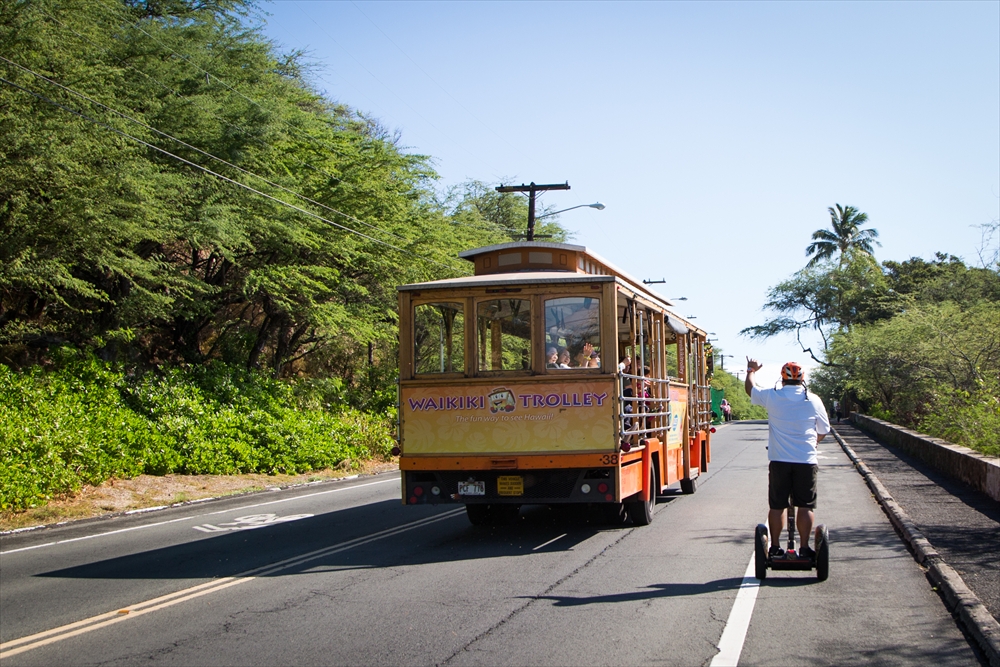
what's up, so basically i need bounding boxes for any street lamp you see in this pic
[717,353,734,370]
[535,202,606,220]
[641,285,686,307]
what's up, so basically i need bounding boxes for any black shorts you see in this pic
[768,461,818,510]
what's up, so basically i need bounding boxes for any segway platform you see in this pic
[754,519,829,581]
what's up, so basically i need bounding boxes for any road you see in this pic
[0,423,985,666]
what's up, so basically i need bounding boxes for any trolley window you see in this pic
[414,302,465,374]
[477,298,531,372]
[544,297,602,369]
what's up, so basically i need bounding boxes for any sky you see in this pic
[259,1,1000,388]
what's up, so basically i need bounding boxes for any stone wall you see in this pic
[852,414,1000,503]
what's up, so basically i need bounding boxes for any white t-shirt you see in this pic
[750,384,831,464]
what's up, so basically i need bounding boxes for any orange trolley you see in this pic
[395,242,713,526]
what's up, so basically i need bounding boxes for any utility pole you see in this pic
[495,182,570,241]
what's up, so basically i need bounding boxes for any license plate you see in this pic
[497,475,524,496]
[458,481,485,496]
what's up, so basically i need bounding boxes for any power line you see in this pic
[0,73,466,274]
[98,1,396,170]
[0,54,423,249]
[37,7,349,186]
[87,3,510,251]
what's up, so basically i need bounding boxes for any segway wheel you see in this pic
[815,524,830,581]
[754,523,769,580]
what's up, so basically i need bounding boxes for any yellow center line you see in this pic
[0,577,240,650]
[0,508,464,659]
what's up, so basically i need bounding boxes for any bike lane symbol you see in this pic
[193,513,314,532]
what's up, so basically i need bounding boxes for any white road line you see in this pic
[0,507,465,659]
[710,553,761,667]
[0,477,399,555]
[532,533,567,550]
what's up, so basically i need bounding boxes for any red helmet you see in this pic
[780,362,804,382]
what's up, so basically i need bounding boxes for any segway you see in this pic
[754,497,829,581]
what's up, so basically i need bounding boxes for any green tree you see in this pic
[442,180,570,243]
[0,0,562,384]
[744,204,898,364]
[710,368,767,420]
[883,253,1000,308]
[740,256,893,364]
[744,205,998,454]
[812,301,999,455]
[806,204,880,267]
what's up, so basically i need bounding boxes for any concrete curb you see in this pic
[832,427,1000,667]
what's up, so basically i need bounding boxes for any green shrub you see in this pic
[0,357,396,511]
[919,382,1000,458]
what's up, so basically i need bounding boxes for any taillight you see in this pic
[391,446,401,456]
[413,486,424,497]
[597,482,608,494]
[620,441,632,453]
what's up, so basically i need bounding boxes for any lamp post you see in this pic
[518,202,603,241]
[535,202,606,220]
[496,182,572,242]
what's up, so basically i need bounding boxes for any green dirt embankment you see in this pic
[0,357,395,516]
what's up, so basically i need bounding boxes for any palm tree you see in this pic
[806,204,880,267]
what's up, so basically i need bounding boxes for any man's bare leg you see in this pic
[768,508,786,549]
[797,508,815,550]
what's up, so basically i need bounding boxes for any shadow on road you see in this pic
[527,577,747,606]
[35,498,679,582]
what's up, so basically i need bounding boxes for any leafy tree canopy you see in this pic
[0,0,566,384]
[744,204,999,454]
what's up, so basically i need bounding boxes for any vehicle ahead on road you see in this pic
[395,242,713,526]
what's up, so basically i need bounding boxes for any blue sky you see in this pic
[260,1,1000,387]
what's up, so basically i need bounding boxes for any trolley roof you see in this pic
[398,242,702,336]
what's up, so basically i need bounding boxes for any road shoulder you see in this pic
[832,424,1000,667]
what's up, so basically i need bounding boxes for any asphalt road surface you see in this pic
[1,423,985,666]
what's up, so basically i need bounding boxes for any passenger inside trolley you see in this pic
[545,297,601,371]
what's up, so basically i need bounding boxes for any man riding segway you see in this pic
[745,359,831,579]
